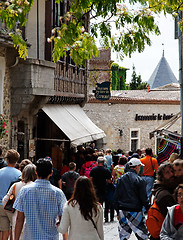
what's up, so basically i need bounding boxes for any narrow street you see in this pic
[59,217,137,239]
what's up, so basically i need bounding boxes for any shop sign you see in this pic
[135,113,174,121]
[95,81,111,101]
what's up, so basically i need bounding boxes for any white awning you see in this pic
[42,104,106,146]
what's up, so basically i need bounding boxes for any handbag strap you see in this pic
[12,183,16,196]
[150,157,155,172]
[88,215,100,238]
[89,215,97,229]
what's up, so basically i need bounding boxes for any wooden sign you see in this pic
[95,82,111,101]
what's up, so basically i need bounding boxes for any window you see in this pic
[130,128,140,152]
[53,0,65,28]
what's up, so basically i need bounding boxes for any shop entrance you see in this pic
[36,110,70,170]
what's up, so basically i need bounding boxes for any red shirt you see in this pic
[174,205,183,230]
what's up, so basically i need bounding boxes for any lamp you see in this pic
[119,129,123,136]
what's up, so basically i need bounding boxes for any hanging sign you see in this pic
[95,82,111,101]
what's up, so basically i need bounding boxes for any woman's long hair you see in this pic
[68,176,99,220]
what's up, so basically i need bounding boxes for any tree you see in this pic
[118,67,127,90]
[0,0,182,66]
[111,63,127,90]
[111,63,119,90]
[129,65,148,90]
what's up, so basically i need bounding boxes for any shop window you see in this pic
[130,128,140,152]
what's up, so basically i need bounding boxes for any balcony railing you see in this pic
[54,61,86,96]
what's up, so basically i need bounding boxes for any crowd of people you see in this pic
[0,145,183,240]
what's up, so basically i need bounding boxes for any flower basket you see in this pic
[0,114,10,139]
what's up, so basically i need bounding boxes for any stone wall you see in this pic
[83,102,181,153]
[0,47,12,152]
[88,49,113,92]
[9,58,55,117]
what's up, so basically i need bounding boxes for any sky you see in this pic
[111,13,179,83]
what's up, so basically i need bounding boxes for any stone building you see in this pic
[84,50,181,154]
[84,88,180,153]
[0,0,105,168]
[88,48,113,92]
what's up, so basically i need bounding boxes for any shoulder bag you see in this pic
[4,184,16,213]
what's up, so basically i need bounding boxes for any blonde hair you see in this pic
[168,153,179,163]
[106,149,112,154]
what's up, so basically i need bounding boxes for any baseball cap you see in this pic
[128,158,144,167]
[97,156,106,163]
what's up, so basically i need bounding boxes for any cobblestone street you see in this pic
[59,217,137,239]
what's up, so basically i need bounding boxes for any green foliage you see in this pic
[1,0,183,65]
[129,64,148,90]
[111,63,118,90]
[0,0,34,58]
[111,63,127,90]
[118,67,127,90]
[10,32,28,59]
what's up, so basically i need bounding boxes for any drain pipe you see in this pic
[179,12,183,157]
[37,0,39,59]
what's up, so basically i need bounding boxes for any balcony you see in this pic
[54,61,86,97]
[9,58,87,116]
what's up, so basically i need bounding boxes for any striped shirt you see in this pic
[14,179,67,240]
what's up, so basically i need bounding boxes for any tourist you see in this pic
[160,184,183,239]
[173,159,183,178]
[89,156,112,204]
[80,154,96,177]
[114,158,150,240]
[14,158,67,240]
[57,176,104,240]
[150,162,177,239]
[0,149,21,240]
[141,148,159,200]
[3,164,37,240]
[112,156,127,183]
[45,156,62,189]
[62,162,80,200]
[104,149,113,171]
[168,152,179,163]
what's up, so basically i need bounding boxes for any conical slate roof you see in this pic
[148,51,178,89]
